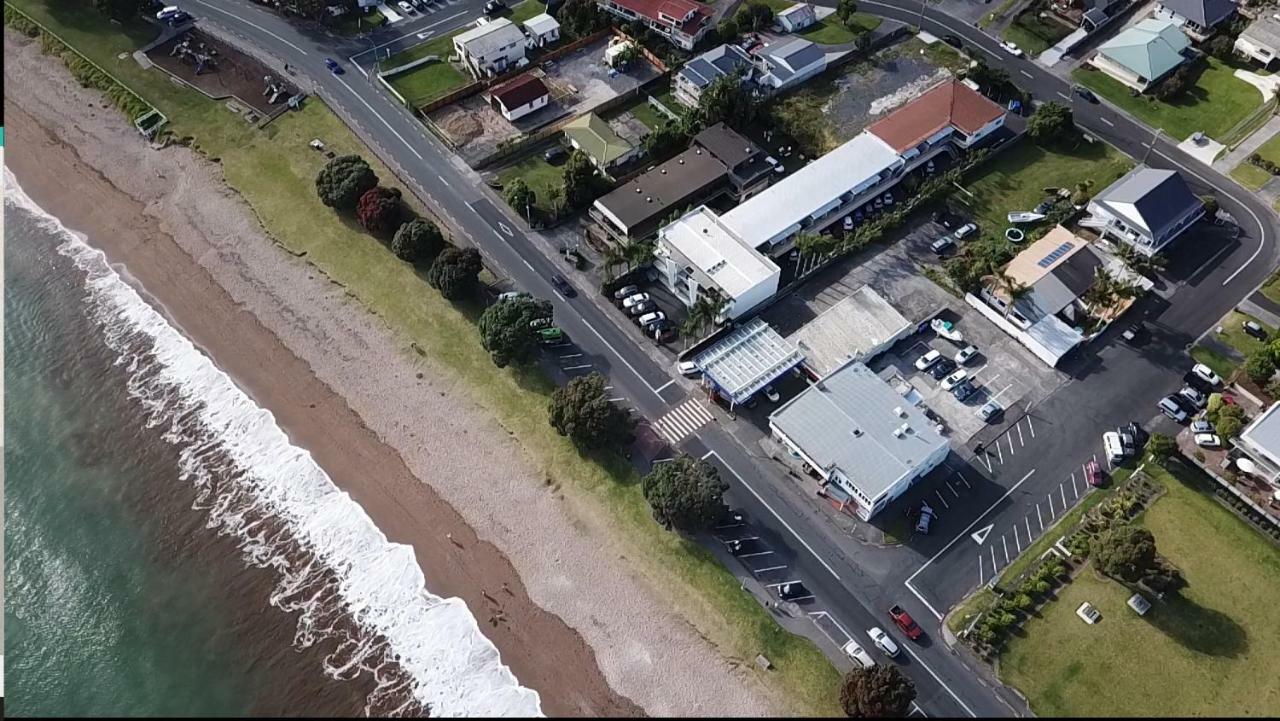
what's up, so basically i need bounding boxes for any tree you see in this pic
[968,60,1010,92]
[1026,101,1075,145]
[316,155,379,211]
[545,186,565,219]
[695,73,759,131]
[549,372,636,449]
[93,0,143,20]
[1246,348,1276,384]
[990,266,1031,319]
[427,246,483,300]
[391,218,444,263]
[735,1,774,32]
[1200,194,1220,218]
[609,42,640,70]
[839,665,916,718]
[640,455,728,531]
[356,186,403,235]
[558,0,608,38]
[1093,524,1158,583]
[478,294,553,367]
[562,150,602,209]
[1205,34,1235,61]
[505,179,536,219]
[1145,432,1177,464]
[718,17,741,43]
[837,0,859,22]
[1155,62,1196,101]
[643,121,689,156]
[680,288,726,344]
[1215,403,1247,440]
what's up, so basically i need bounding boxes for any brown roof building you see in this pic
[488,74,550,121]
[866,80,1006,156]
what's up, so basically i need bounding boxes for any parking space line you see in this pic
[608,397,626,403]
[701,450,715,460]
[559,353,583,359]
[978,452,992,473]
[956,471,971,489]
[1047,492,1056,517]
[654,379,676,393]
[1027,415,1035,438]
[990,546,998,573]
[1002,535,1010,565]
[564,364,592,371]
[1017,423,1025,448]
[754,565,786,573]
[764,580,803,588]
[1006,434,1015,456]
[1013,524,1022,552]
[1037,504,1045,531]
[739,551,773,558]
[978,554,984,585]
[935,490,951,509]
[1060,483,1068,509]
[1025,516,1033,541]
[1071,472,1080,498]
[996,442,1004,464]
[946,481,960,497]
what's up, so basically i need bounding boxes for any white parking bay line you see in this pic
[936,490,951,509]
[947,481,960,497]
[1013,524,1022,552]
[1002,535,1010,564]
[1071,472,1080,498]
[1027,415,1035,438]
[1037,504,1045,531]
[1017,423,1025,447]
[990,545,998,572]
[1025,516,1033,541]
[563,364,592,371]
[608,397,626,402]
[1020,69,1034,79]
[996,442,1004,464]
[1007,434,1015,456]
[956,471,971,489]
[1047,492,1056,517]
[1060,483,1068,509]
[1100,116,1115,127]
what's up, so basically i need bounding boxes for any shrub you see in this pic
[548,372,636,450]
[640,455,728,532]
[1246,349,1276,384]
[316,155,378,211]
[840,664,916,718]
[427,246,483,300]
[356,186,402,234]
[478,294,552,367]
[391,218,444,263]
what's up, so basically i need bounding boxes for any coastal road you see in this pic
[187,1,1276,716]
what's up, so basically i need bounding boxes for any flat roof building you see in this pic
[786,287,913,375]
[655,206,781,319]
[769,360,950,520]
[1236,402,1280,484]
[693,318,805,405]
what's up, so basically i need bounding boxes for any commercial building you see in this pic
[453,18,528,78]
[596,0,712,50]
[754,38,827,92]
[1153,0,1235,43]
[673,43,754,107]
[1081,166,1205,257]
[693,318,805,406]
[769,360,950,520]
[786,287,913,375]
[1234,14,1280,67]
[1087,18,1191,92]
[654,206,781,319]
[487,74,549,122]
[1235,402,1280,484]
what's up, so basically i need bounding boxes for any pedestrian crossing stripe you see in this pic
[655,399,715,445]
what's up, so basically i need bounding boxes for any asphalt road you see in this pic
[185,1,1278,715]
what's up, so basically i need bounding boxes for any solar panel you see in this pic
[1036,241,1075,268]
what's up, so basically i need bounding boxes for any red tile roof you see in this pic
[489,74,549,110]
[866,81,1005,153]
[608,0,712,35]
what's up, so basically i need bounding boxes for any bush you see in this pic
[1215,403,1247,439]
[504,178,536,217]
[548,372,635,450]
[427,246,483,300]
[1093,524,1158,583]
[477,294,552,367]
[1246,349,1276,384]
[1146,433,1178,464]
[391,218,444,263]
[316,155,378,211]
[640,455,728,532]
[356,186,402,234]
[1012,593,1034,611]
[840,664,916,718]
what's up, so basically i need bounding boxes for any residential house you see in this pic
[453,18,527,78]
[591,123,771,242]
[673,43,754,108]
[1234,402,1280,484]
[1081,166,1205,257]
[754,38,827,91]
[776,3,818,32]
[1234,14,1280,67]
[596,0,712,50]
[1087,18,1192,92]
[522,13,561,47]
[1153,0,1235,42]
[865,78,1007,162]
[653,206,781,320]
[769,359,950,520]
[563,113,640,171]
[487,74,549,122]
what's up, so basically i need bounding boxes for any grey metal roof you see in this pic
[1159,0,1235,28]
[1240,16,1280,51]
[592,148,728,233]
[455,18,525,58]
[760,38,823,83]
[677,44,752,90]
[1093,166,1202,240]
[785,287,912,374]
[768,361,948,500]
[1241,403,1280,465]
[694,318,804,403]
[692,122,764,171]
[1050,245,1103,298]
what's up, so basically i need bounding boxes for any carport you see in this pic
[694,318,805,410]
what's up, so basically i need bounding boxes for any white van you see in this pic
[1102,431,1125,464]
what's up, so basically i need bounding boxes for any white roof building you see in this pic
[693,318,805,405]
[787,287,914,374]
[655,206,781,319]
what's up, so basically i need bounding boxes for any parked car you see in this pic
[955,344,979,365]
[1195,432,1223,448]
[1191,418,1214,434]
[867,627,900,658]
[1085,459,1104,487]
[1102,431,1126,464]
[952,379,977,401]
[627,300,656,316]
[550,274,576,297]
[953,223,978,241]
[1179,385,1207,408]
[1117,425,1137,456]
[324,57,344,75]
[777,581,810,601]
[412,0,429,10]
[764,385,780,402]
[1073,85,1099,104]
[1191,363,1223,387]
[677,360,700,377]
[156,5,181,20]
[888,605,924,640]
[638,311,666,328]
[1000,41,1025,57]
[978,400,1003,423]
[1159,395,1189,422]
[1121,323,1143,342]
[842,641,876,669]
[930,236,955,255]
[1243,319,1267,339]
[941,369,969,391]
[914,349,942,371]
[942,34,963,49]
[929,357,958,380]
[914,502,934,534]
[543,145,568,163]
[483,0,505,15]
[765,156,785,175]
[622,292,650,309]
[496,290,525,302]
[612,284,639,301]
[397,1,417,14]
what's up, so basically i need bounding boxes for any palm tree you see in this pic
[601,243,627,281]
[990,265,1030,319]
[681,288,725,346]
[1084,267,1140,314]
[546,186,564,219]
[623,239,655,271]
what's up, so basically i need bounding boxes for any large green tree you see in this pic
[548,372,635,450]
[316,154,378,211]
[477,294,553,367]
[735,1,774,32]
[1093,524,1158,583]
[557,0,608,38]
[1246,348,1276,384]
[840,664,917,718]
[640,455,728,532]
[695,74,759,132]
[562,150,602,209]
[427,246,483,300]
[504,179,536,219]
[1145,432,1177,464]
[1026,101,1075,145]
[391,218,445,263]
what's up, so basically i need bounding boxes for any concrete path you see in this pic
[1243,294,1280,329]
[1212,114,1280,173]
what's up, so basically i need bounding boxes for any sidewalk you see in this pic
[1212,114,1280,173]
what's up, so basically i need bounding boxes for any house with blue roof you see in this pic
[672,43,755,108]
[1087,18,1193,92]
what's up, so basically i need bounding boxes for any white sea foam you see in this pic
[5,170,543,718]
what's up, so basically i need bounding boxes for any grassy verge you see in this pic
[1190,343,1238,380]
[1209,309,1275,357]
[1229,129,1280,190]
[508,0,547,25]
[979,0,1018,29]
[496,154,565,216]
[384,33,468,105]
[1261,271,1280,306]
[999,462,1280,716]
[756,0,878,46]
[6,0,844,713]
[1071,58,1265,141]
[1001,11,1070,57]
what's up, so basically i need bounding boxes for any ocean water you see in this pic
[3,171,542,717]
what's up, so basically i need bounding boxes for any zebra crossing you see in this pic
[654,398,715,445]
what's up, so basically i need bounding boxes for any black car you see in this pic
[930,357,958,380]
[952,380,977,401]
[1243,319,1268,339]
[1183,370,1215,394]
[543,145,567,163]
[484,0,504,15]
[550,274,576,297]
[1073,86,1099,104]
[776,581,811,602]
[942,34,963,49]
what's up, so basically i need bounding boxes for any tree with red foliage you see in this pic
[356,186,402,235]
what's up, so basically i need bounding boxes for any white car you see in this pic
[941,368,969,391]
[622,292,650,309]
[914,349,942,371]
[397,0,417,13]
[677,360,700,377]
[1192,363,1223,387]
[1158,396,1188,423]
[496,290,525,302]
[638,311,666,328]
[764,385,780,402]
[1179,385,1207,408]
[156,5,181,20]
[842,640,876,669]
[1000,41,1025,58]
[953,223,978,241]
[867,627,900,658]
[1194,432,1222,448]
[765,156,785,175]
[955,345,979,365]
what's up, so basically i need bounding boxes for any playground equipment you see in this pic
[170,35,218,75]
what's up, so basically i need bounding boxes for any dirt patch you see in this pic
[147,28,297,119]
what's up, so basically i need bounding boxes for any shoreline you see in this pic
[6,85,635,719]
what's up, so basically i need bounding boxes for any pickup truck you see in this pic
[889,605,923,640]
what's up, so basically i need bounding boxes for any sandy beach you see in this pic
[5,28,775,718]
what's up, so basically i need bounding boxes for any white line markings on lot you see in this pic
[971,523,994,545]
[1037,504,1045,531]
[1027,414,1035,438]
[1056,91,1070,100]
[1025,516,1033,542]
[704,450,843,581]
[990,546,998,573]
[980,453,993,473]
[1020,69,1034,79]
[608,397,626,403]
[1070,471,1080,498]
[194,1,310,55]
[996,441,1004,465]
[739,551,773,558]
[978,554,984,585]
[1060,483,1068,509]
[946,480,960,497]
[436,174,451,187]
[1047,492,1056,517]
[1013,524,1022,552]
[1002,535,1010,564]
[1006,434,1015,456]
[701,450,715,460]
[655,398,715,444]
[956,471,971,489]
[1017,422,1025,448]
[560,353,582,359]
[654,379,676,393]
[755,564,786,573]
[1099,117,1115,127]
[563,364,592,371]
[935,490,951,509]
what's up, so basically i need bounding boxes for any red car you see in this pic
[1085,459,1104,488]
[889,605,923,641]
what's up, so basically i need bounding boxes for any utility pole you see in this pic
[917,0,928,31]
[1142,127,1163,164]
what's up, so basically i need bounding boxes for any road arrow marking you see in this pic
[971,523,994,545]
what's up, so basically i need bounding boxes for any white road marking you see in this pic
[1037,504,1045,531]
[936,490,951,509]
[608,397,626,402]
[990,546,998,572]
[332,75,425,159]
[705,450,843,581]
[996,441,1004,465]
[1047,492,1056,517]
[1060,483,1068,509]
[1020,69,1034,78]
[436,174,451,187]
[1071,472,1080,498]
[1002,534,1010,564]
[978,554,984,585]
[755,564,786,573]
[194,1,310,54]
[701,450,715,460]
[563,364,592,371]
[654,379,676,393]
[1017,422,1025,447]
[1099,117,1115,127]
[947,480,960,497]
[899,643,979,718]
[1025,516,1033,541]
[980,452,993,473]
[971,523,994,545]
[1013,524,1022,552]
[739,551,773,558]
[560,353,582,359]
[1007,433,1015,456]
[1027,414,1035,438]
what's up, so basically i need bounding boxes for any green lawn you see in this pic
[1002,11,1071,56]
[1260,271,1280,306]
[1210,310,1275,358]
[1190,343,1238,380]
[979,0,1018,29]
[8,1,844,713]
[1072,58,1265,141]
[508,0,547,25]
[1230,130,1280,190]
[756,0,879,46]
[1000,464,1280,716]
[384,33,468,105]
[959,138,1132,239]
[496,155,565,216]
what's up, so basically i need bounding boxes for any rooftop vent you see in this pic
[894,406,906,418]
[646,197,652,203]
[851,428,863,438]
[897,422,911,436]
[661,168,667,174]
[892,427,904,439]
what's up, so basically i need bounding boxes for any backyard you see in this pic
[496,154,566,217]
[758,0,881,45]
[1072,58,1265,141]
[999,463,1280,716]
[7,0,845,713]
[1001,7,1072,55]
[1230,131,1280,191]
